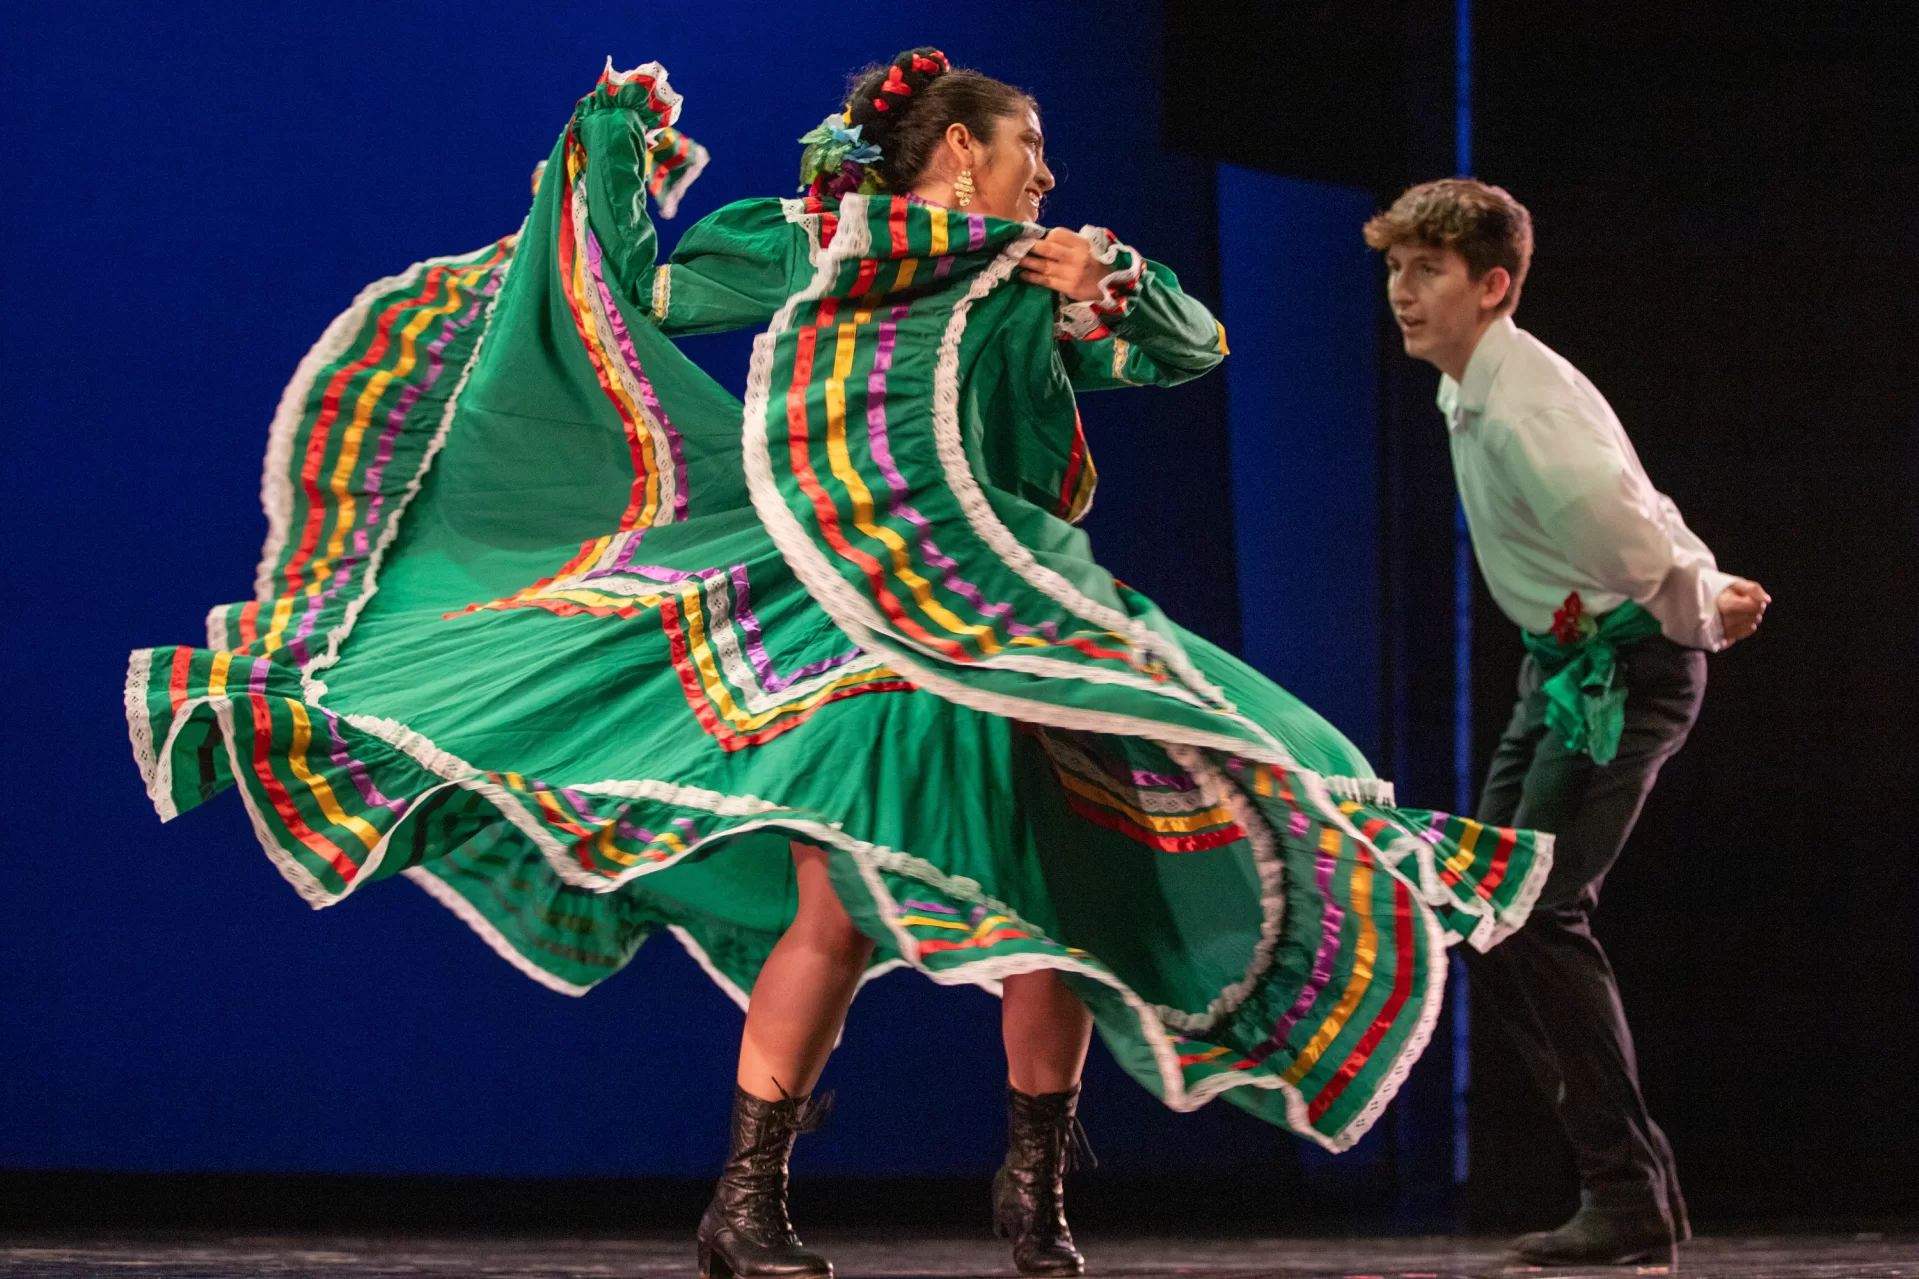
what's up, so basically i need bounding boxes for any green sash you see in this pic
[1521,600,1663,765]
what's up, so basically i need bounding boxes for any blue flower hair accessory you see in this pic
[798,113,885,197]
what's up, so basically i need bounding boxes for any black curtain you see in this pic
[1465,0,1919,1225]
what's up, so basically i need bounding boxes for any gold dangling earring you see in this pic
[955,168,975,208]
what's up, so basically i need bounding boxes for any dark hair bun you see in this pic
[847,48,950,142]
[833,49,1031,193]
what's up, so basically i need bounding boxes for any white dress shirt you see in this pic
[1437,317,1737,652]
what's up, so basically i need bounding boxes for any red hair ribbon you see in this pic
[911,54,945,73]
[882,65,912,95]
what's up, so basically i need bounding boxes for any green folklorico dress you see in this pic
[125,63,1551,1152]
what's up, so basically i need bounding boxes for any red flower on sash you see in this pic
[1550,591,1590,645]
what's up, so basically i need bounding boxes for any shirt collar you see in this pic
[1436,315,1519,432]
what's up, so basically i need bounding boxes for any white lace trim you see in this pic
[1054,300,1102,342]
[149,673,1507,1152]
[855,957,911,991]
[1324,774,1397,807]
[300,231,521,707]
[1033,732,1219,816]
[1153,744,1285,1037]
[1323,881,1452,1151]
[601,58,683,144]
[1076,224,1147,313]
[255,262,429,604]
[922,217,1238,717]
[124,649,163,816]
[1478,828,1555,951]
[337,713,584,896]
[143,687,481,908]
[405,865,592,997]
[739,196,1284,751]
[666,923,751,1010]
[139,691,335,907]
[1051,226,1147,340]
[652,139,708,221]
[258,237,510,622]
[204,604,229,651]
[779,197,825,267]
[570,775,784,817]
[571,178,681,525]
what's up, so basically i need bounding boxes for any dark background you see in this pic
[1174,0,1919,1224]
[4,0,1915,1232]
[1459,0,1919,1222]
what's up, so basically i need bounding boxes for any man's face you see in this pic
[1385,242,1505,374]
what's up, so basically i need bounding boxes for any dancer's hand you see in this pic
[1716,579,1771,644]
[1020,229,1108,302]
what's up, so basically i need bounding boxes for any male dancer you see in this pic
[1364,180,1769,1266]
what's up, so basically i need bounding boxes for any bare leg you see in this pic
[1002,970,1093,1095]
[997,970,1095,1273]
[736,841,875,1101]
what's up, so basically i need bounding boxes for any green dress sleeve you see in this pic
[569,71,680,314]
[653,198,819,337]
[569,68,803,339]
[1054,231,1228,391]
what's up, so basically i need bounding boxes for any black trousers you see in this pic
[1461,635,1705,1227]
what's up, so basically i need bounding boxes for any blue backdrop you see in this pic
[1218,167,1381,762]
[2,0,1382,1182]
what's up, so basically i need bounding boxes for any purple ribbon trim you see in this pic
[283,268,502,663]
[318,707,408,817]
[861,303,1055,640]
[583,549,863,693]
[1247,835,1346,1066]
[585,227,689,522]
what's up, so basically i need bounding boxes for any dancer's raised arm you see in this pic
[652,200,822,337]
[1038,228,1228,391]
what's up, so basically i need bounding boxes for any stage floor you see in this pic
[2,1231,1915,1278]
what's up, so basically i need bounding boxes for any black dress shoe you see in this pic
[697,1086,834,1279]
[1512,1204,1677,1267]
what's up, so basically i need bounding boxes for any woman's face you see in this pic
[970,106,1054,222]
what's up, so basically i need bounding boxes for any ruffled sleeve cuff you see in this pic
[579,59,685,145]
[1052,225,1147,340]
[576,60,710,221]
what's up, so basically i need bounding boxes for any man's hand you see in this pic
[1716,579,1771,644]
[1019,228,1109,302]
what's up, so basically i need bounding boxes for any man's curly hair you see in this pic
[1363,178,1534,314]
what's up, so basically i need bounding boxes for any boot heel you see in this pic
[998,1086,1091,1277]
[698,1086,835,1279]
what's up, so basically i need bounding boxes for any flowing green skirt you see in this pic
[126,77,1548,1153]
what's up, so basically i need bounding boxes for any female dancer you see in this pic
[126,48,1548,1279]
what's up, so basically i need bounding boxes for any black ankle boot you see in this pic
[992,1084,1094,1276]
[697,1086,834,1279]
